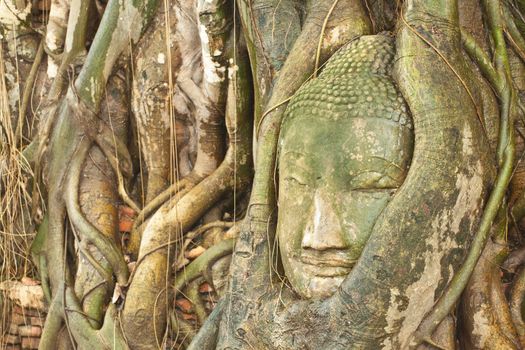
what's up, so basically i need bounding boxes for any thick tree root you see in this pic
[409,1,516,346]
[174,238,235,293]
[511,265,525,346]
[459,238,520,349]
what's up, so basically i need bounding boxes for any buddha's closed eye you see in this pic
[284,176,309,187]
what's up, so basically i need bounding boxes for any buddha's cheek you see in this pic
[277,191,313,296]
[278,189,312,248]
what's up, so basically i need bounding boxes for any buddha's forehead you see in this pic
[280,117,411,171]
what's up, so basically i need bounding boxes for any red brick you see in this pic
[8,323,19,334]
[119,206,136,218]
[10,312,27,325]
[3,345,22,350]
[21,337,40,349]
[198,282,214,293]
[3,334,21,344]
[119,218,134,233]
[18,325,42,337]
[13,306,41,318]
[175,298,193,313]
[29,316,44,327]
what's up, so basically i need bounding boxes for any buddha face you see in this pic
[277,116,413,299]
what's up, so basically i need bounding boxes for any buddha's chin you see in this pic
[286,261,352,299]
[299,276,345,299]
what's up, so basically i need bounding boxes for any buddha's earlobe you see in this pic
[301,191,347,251]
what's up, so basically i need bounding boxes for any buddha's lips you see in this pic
[299,254,356,268]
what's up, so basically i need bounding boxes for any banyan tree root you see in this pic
[171,234,236,342]
[510,264,525,347]
[72,73,129,328]
[119,27,253,348]
[460,239,520,349]
[174,238,236,294]
[411,0,519,346]
[16,0,525,349]
[127,0,231,256]
[37,0,159,346]
[45,0,70,77]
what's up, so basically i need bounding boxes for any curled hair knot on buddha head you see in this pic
[282,34,413,137]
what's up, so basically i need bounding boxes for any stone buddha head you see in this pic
[277,35,414,299]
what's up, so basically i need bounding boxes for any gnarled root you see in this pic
[459,238,520,349]
[120,32,253,348]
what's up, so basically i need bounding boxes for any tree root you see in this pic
[121,149,250,346]
[30,214,52,303]
[121,29,253,346]
[503,5,525,65]
[170,311,196,347]
[459,238,520,349]
[409,1,517,346]
[187,279,207,325]
[504,246,525,274]
[511,265,525,346]
[187,298,225,350]
[126,183,191,258]
[95,126,139,213]
[64,138,129,286]
[175,221,234,269]
[131,177,192,231]
[174,238,235,293]
[35,0,160,346]
[95,125,133,178]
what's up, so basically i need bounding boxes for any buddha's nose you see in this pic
[301,191,348,250]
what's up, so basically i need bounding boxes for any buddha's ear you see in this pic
[338,0,495,347]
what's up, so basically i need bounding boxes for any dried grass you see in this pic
[0,32,39,334]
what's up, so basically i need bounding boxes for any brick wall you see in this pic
[0,280,46,350]
[1,305,45,350]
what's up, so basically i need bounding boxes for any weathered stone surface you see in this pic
[0,282,46,311]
